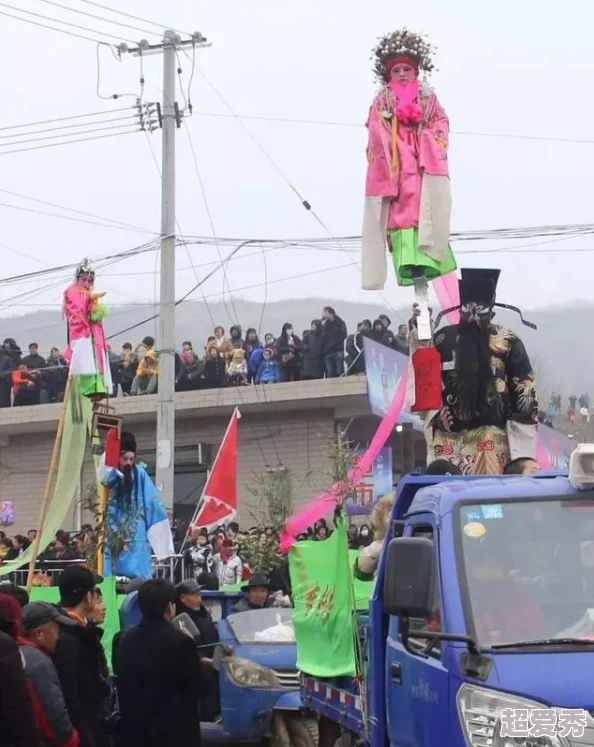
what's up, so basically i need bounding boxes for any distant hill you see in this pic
[0,297,591,398]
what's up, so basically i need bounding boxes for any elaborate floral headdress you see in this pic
[372,28,436,81]
[75,257,95,279]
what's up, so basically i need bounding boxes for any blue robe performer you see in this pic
[98,431,174,578]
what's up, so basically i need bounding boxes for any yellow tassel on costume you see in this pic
[391,117,399,174]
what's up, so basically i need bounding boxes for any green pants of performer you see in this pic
[78,373,108,399]
[390,227,457,286]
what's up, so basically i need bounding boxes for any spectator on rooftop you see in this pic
[0,338,21,408]
[227,349,248,386]
[177,350,204,392]
[243,329,261,384]
[256,348,279,385]
[393,323,409,356]
[371,318,390,346]
[203,346,226,389]
[118,342,137,396]
[229,326,244,351]
[131,349,159,396]
[13,362,41,407]
[212,327,232,358]
[180,341,193,364]
[46,347,68,403]
[135,336,155,364]
[321,306,347,378]
[378,315,397,348]
[301,320,324,380]
[277,323,302,383]
[346,319,371,375]
[23,343,46,373]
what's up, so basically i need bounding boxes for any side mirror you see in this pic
[383,537,435,618]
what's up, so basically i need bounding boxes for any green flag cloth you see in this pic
[0,379,92,577]
[289,516,357,677]
[30,577,120,674]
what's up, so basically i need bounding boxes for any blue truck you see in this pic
[302,469,594,747]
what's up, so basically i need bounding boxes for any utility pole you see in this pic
[120,30,210,513]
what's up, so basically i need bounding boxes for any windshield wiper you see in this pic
[492,637,594,649]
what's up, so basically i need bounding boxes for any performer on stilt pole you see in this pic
[63,258,112,400]
[98,431,174,579]
[412,268,539,474]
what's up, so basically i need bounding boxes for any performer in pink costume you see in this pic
[63,259,112,399]
[362,28,456,291]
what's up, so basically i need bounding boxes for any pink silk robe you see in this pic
[63,284,108,376]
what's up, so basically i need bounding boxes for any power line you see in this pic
[192,110,594,146]
[0,187,157,236]
[0,128,138,156]
[72,0,182,34]
[0,107,132,133]
[37,0,162,37]
[0,2,136,43]
[0,115,138,142]
[0,8,109,44]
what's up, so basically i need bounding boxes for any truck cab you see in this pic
[305,471,594,747]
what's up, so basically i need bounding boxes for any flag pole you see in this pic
[26,376,73,593]
[178,407,240,558]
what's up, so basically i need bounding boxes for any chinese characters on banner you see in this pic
[346,447,393,515]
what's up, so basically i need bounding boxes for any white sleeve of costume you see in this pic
[97,452,122,486]
[142,468,175,559]
[506,421,538,461]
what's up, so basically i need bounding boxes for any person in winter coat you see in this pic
[117,343,137,396]
[370,318,390,346]
[177,351,204,392]
[0,339,21,409]
[203,346,226,389]
[229,325,244,350]
[393,323,410,356]
[243,329,261,384]
[211,327,233,359]
[346,319,371,375]
[229,574,272,614]
[20,602,80,747]
[184,531,214,577]
[213,541,243,586]
[301,320,325,380]
[113,579,208,747]
[51,567,109,747]
[321,306,347,378]
[134,336,154,365]
[45,347,69,403]
[247,345,263,384]
[227,349,248,385]
[0,594,39,747]
[276,323,302,383]
[256,348,279,384]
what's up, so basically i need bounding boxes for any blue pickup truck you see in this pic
[302,469,594,747]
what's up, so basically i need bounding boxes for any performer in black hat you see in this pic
[97,430,174,578]
[413,268,538,474]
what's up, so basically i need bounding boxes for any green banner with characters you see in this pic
[289,517,369,677]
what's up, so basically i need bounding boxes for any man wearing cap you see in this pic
[19,602,79,747]
[97,430,174,579]
[51,566,110,747]
[230,574,272,614]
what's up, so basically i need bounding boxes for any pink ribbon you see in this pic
[280,363,410,552]
[432,272,460,325]
[536,436,552,469]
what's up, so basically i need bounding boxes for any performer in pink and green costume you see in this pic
[63,259,112,399]
[362,29,456,290]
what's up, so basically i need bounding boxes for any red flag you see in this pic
[191,408,240,530]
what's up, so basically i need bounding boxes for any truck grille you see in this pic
[273,669,300,689]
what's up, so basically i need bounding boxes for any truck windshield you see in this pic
[226,608,295,644]
[459,497,594,648]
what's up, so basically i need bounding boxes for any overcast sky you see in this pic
[0,0,593,328]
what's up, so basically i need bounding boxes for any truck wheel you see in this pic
[286,715,319,747]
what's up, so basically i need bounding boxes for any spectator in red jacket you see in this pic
[19,602,80,747]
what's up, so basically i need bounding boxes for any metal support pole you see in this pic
[156,30,177,513]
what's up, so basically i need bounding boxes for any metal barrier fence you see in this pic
[1,555,192,589]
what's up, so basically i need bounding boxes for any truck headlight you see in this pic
[223,656,280,689]
[457,684,570,747]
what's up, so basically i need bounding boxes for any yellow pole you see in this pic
[26,376,73,593]
[96,483,110,576]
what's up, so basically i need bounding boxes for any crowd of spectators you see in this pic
[0,306,409,406]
